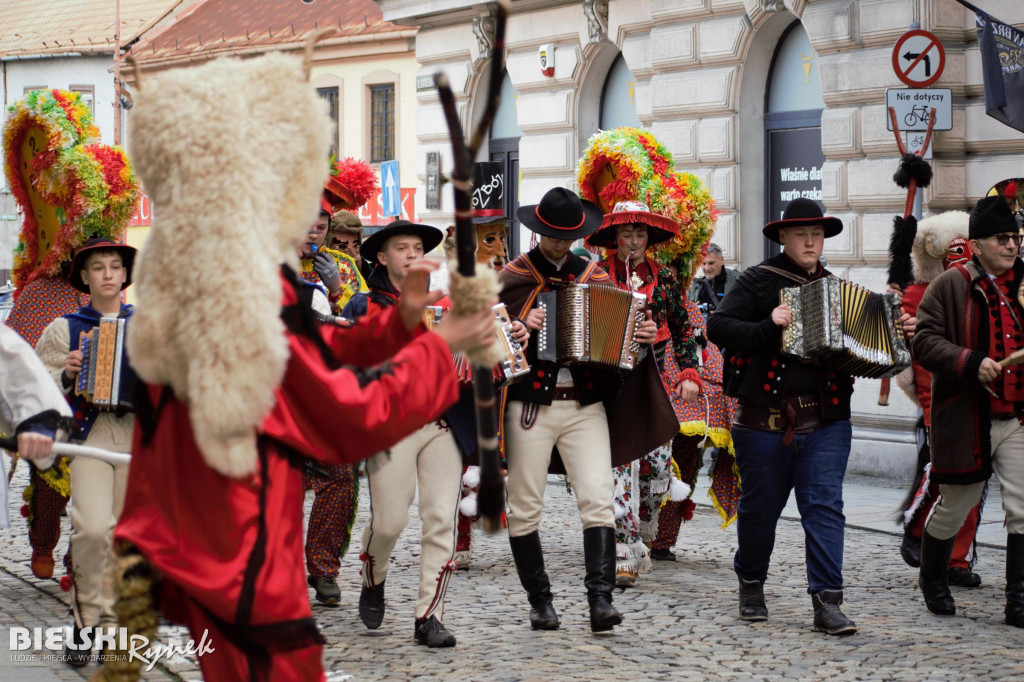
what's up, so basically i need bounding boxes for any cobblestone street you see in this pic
[2,465,1023,681]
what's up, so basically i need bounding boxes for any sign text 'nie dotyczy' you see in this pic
[885,88,953,132]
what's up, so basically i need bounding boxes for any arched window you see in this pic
[600,53,640,130]
[764,22,826,258]
[490,72,522,256]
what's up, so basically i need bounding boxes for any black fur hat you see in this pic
[969,195,1018,241]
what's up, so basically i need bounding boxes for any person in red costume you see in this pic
[896,211,984,588]
[114,262,494,680]
[97,49,495,682]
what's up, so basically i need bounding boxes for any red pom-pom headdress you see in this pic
[322,156,379,212]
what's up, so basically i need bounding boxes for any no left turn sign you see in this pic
[892,29,945,88]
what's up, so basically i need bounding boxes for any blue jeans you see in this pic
[732,419,852,594]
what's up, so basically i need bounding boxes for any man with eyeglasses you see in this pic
[913,194,1024,628]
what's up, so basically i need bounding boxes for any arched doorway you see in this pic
[764,21,826,258]
[490,72,523,257]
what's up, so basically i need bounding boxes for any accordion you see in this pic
[424,303,530,386]
[780,276,911,379]
[536,283,646,371]
[75,318,140,411]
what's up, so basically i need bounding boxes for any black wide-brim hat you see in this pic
[360,220,444,264]
[762,198,843,244]
[517,187,603,241]
[68,238,137,294]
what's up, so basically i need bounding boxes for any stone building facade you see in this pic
[378,0,1024,475]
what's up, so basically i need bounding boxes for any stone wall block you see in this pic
[821,107,861,158]
[859,0,915,46]
[965,156,1020,201]
[817,49,901,106]
[847,158,906,211]
[822,211,859,263]
[621,31,654,77]
[712,165,736,210]
[964,101,1024,154]
[698,15,750,64]
[650,22,697,70]
[860,103,899,157]
[925,160,966,210]
[651,119,698,162]
[415,24,474,63]
[519,133,573,174]
[821,160,848,209]
[416,62,471,100]
[698,116,735,163]
[802,0,857,52]
[506,44,581,92]
[710,211,737,259]
[651,66,736,117]
[650,0,709,21]
[860,211,897,263]
[416,101,464,143]
[514,90,573,130]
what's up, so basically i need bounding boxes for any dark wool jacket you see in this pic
[912,256,1024,485]
[706,252,854,420]
[499,248,621,406]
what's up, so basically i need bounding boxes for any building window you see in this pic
[317,87,340,159]
[70,85,95,118]
[370,84,395,162]
[23,86,46,96]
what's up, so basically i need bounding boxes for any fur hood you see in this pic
[912,211,970,285]
[126,53,330,478]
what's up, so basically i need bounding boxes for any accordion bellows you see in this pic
[781,276,911,379]
[76,318,139,410]
[537,284,646,371]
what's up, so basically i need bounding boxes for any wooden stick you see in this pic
[432,2,509,532]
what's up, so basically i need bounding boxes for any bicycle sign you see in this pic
[885,88,952,132]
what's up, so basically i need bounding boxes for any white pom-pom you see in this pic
[462,466,481,490]
[669,479,692,502]
[459,493,478,518]
[614,501,628,520]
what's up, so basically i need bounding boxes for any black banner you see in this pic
[957,0,1024,133]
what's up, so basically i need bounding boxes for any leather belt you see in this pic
[552,386,578,401]
[734,395,822,446]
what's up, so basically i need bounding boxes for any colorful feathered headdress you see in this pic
[2,89,139,290]
[575,127,717,290]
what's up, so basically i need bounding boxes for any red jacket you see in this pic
[902,282,933,426]
[114,271,459,643]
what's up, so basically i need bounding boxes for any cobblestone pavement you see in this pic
[3,463,1023,681]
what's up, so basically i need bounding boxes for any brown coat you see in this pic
[912,257,1024,484]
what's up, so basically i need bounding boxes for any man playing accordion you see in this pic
[708,198,915,636]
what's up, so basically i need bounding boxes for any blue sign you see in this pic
[380,160,401,218]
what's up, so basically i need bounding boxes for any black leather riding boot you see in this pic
[583,526,623,632]
[919,532,956,616]
[1005,534,1024,628]
[509,532,560,630]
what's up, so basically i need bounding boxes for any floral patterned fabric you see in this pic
[659,300,741,528]
[613,444,673,572]
[298,247,365,313]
